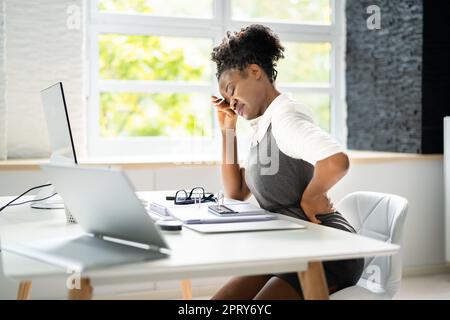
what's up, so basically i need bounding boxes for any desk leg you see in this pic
[180,280,193,300]
[17,281,32,300]
[298,262,329,300]
[68,277,93,300]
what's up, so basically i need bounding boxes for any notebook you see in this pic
[166,205,275,224]
[184,220,306,233]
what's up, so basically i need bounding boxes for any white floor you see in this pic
[394,273,450,300]
[190,273,450,300]
[127,273,450,300]
[59,272,450,300]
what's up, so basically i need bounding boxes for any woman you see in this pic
[210,24,364,300]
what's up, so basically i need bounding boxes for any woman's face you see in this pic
[218,65,267,120]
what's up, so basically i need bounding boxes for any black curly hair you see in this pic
[211,24,285,83]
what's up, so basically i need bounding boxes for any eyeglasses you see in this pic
[166,187,216,205]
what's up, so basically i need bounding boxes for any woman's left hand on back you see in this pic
[300,192,336,224]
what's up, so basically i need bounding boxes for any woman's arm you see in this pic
[301,152,350,224]
[212,95,251,201]
[221,132,251,201]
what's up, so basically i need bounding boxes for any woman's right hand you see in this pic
[211,95,238,132]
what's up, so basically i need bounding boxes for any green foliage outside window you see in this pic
[231,0,331,24]
[98,0,332,138]
[99,34,212,138]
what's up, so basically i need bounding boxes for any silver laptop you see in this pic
[2,164,169,271]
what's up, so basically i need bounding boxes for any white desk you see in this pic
[0,192,399,300]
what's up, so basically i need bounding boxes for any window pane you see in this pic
[277,42,331,84]
[100,92,213,138]
[231,0,331,25]
[291,94,331,132]
[99,35,212,81]
[98,0,213,18]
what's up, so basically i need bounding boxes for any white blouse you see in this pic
[248,93,344,166]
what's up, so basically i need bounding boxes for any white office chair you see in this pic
[330,191,408,300]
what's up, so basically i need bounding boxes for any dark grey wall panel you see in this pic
[346,0,423,153]
[421,0,450,153]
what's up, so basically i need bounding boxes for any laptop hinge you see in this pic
[87,233,168,254]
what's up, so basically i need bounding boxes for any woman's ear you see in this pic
[248,64,262,80]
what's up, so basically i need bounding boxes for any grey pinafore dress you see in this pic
[244,125,364,295]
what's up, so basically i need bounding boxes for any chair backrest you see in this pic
[336,191,408,297]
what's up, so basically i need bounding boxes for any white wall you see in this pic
[445,117,450,262]
[0,1,5,160]
[3,0,85,159]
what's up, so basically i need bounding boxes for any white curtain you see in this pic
[0,0,6,160]
[1,0,86,160]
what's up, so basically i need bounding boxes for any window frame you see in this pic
[87,0,346,161]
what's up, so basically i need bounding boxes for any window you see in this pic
[89,0,345,160]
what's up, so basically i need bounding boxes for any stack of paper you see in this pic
[149,201,172,217]
[149,198,241,216]
[147,195,274,224]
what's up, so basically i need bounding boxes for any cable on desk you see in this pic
[0,184,55,213]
